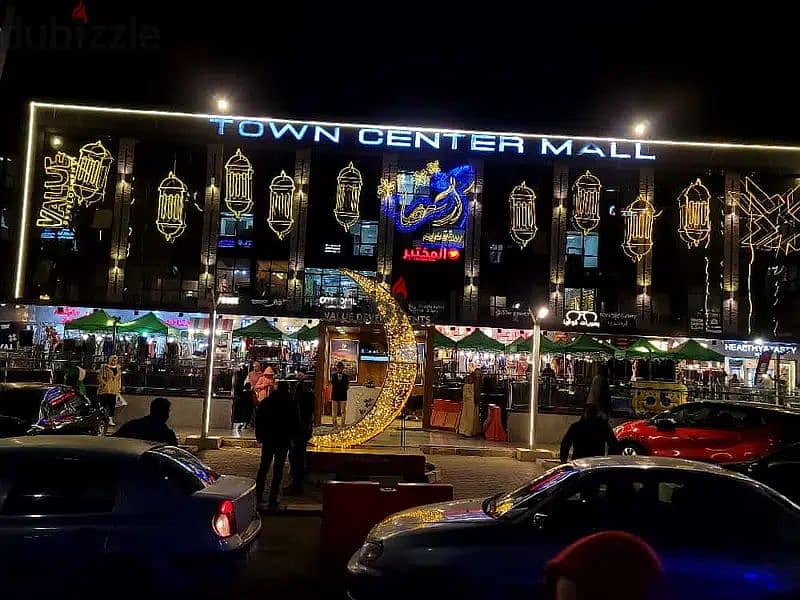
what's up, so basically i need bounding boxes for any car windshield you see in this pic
[484,465,576,518]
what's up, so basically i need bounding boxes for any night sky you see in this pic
[0,1,797,154]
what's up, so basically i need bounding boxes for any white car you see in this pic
[0,436,260,598]
[348,456,800,600]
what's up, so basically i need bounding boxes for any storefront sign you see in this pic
[563,310,600,328]
[209,118,657,161]
[402,247,461,263]
[407,301,446,318]
[599,312,638,328]
[723,341,797,355]
[421,229,464,248]
[325,310,431,326]
[320,296,357,309]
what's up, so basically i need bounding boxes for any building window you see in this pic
[565,287,597,311]
[304,268,376,308]
[489,243,504,264]
[566,231,599,269]
[216,258,250,294]
[489,295,507,317]
[351,220,378,257]
[218,214,254,248]
[255,260,288,299]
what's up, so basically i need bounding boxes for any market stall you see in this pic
[231,317,286,373]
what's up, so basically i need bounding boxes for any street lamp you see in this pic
[528,305,549,450]
[215,97,231,113]
[632,120,649,137]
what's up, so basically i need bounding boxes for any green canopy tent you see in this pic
[625,338,670,359]
[63,309,120,333]
[296,324,319,342]
[118,312,178,336]
[456,329,505,353]
[231,317,285,341]
[669,339,724,362]
[563,334,617,355]
[433,330,457,349]
[289,325,309,340]
[506,335,564,354]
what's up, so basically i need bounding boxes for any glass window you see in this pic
[487,466,577,518]
[565,288,596,311]
[667,403,714,427]
[490,296,506,317]
[351,221,378,257]
[489,243,504,264]
[219,214,254,237]
[304,268,375,308]
[255,260,288,299]
[216,258,250,294]
[1,457,118,515]
[142,446,219,494]
[566,231,599,268]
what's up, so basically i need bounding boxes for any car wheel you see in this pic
[619,441,646,456]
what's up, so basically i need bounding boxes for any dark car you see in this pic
[0,383,107,437]
[727,442,800,503]
[613,400,800,463]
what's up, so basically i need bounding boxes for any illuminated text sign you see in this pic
[723,342,797,355]
[209,119,656,161]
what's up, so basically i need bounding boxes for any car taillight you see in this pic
[212,499,236,538]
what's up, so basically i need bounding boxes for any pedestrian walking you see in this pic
[97,355,122,427]
[64,363,87,397]
[255,379,296,509]
[114,397,178,445]
[586,363,611,416]
[560,403,618,462]
[284,370,314,495]
[232,363,252,437]
[330,361,349,428]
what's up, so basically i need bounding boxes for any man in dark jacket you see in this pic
[560,403,618,462]
[114,397,178,445]
[284,371,314,495]
[255,380,297,509]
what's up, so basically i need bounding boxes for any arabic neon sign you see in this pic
[402,247,461,263]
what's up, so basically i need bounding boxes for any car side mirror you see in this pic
[531,512,548,531]
[656,417,676,431]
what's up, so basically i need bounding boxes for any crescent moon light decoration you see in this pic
[310,269,418,448]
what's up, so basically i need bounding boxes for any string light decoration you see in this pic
[396,164,475,232]
[677,178,711,248]
[377,177,396,200]
[36,140,113,228]
[267,170,295,240]
[334,161,363,231]
[156,171,189,243]
[310,269,417,449]
[571,170,602,234]
[223,148,254,218]
[621,193,662,262]
[730,177,800,254]
[508,181,537,249]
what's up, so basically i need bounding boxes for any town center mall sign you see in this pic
[208,118,657,161]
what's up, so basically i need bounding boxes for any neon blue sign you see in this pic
[208,118,656,161]
[394,164,474,233]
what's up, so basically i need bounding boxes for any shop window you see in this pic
[255,260,288,299]
[351,221,378,257]
[216,258,250,294]
[489,243,504,264]
[565,288,596,311]
[304,268,376,308]
[218,214,254,248]
[566,231,599,269]
[489,295,507,317]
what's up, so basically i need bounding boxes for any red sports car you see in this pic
[613,400,800,463]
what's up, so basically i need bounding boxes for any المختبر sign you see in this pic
[209,118,656,161]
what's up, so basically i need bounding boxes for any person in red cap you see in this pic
[544,530,663,600]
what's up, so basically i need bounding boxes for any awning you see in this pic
[63,309,120,333]
[231,317,284,341]
[625,338,670,359]
[563,334,617,355]
[296,324,319,342]
[433,330,457,349]
[506,335,564,354]
[456,329,505,352]
[118,312,177,336]
[669,339,725,362]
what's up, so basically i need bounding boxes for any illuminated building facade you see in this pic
[12,102,800,341]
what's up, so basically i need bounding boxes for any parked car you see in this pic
[0,436,260,598]
[727,442,800,503]
[613,400,800,463]
[347,456,800,600]
[0,383,107,437]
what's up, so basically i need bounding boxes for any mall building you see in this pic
[9,102,800,396]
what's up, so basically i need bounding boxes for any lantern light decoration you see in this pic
[156,171,189,243]
[508,181,537,249]
[223,148,254,218]
[677,178,712,248]
[73,141,114,207]
[267,170,296,240]
[334,161,363,231]
[571,170,603,234]
[621,194,662,262]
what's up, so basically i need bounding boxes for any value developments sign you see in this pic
[208,118,656,161]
